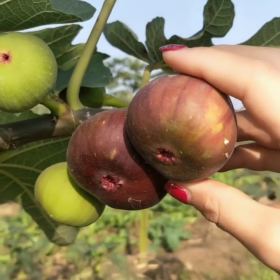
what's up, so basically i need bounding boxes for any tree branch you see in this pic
[0,108,105,151]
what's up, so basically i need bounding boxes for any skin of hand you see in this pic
[159,44,280,274]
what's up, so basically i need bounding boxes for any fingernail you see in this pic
[164,182,191,204]
[159,44,187,52]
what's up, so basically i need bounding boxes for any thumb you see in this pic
[164,179,280,258]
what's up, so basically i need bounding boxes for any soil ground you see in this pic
[101,218,255,280]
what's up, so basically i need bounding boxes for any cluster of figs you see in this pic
[0,32,237,228]
[36,74,238,228]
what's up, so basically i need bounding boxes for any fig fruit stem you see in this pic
[138,64,154,259]
[103,94,130,108]
[41,95,70,117]
[66,0,117,111]
[142,64,154,86]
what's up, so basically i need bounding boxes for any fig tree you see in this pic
[66,108,168,210]
[0,32,57,113]
[35,162,105,227]
[126,74,237,182]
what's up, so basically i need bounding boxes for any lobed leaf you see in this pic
[0,107,77,245]
[0,137,79,246]
[50,0,94,20]
[241,18,280,47]
[0,0,95,32]
[55,53,112,93]
[0,110,38,124]
[104,21,150,63]
[28,24,85,70]
[167,0,235,47]
[145,17,168,63]
[28,25,112,93]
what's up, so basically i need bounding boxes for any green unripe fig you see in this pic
[0,32,57,113]
[34,162,105,227]
[79,87,105,108]
[59,86,105,108]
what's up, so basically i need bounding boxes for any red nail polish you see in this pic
[159,44,187,52]
[164,182,190,204]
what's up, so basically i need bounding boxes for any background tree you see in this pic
[105,57,165,103]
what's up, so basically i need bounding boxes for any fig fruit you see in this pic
[66,108,167,210]
[59,86,105,108]
[126,74,237,182]
[0,32,57,113]
[35,162,105,227]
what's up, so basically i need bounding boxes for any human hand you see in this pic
[159,44,280,273]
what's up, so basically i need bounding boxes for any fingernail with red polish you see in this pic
[164,182,191,204]
[159,44,187,52]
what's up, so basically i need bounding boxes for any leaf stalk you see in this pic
[67,0,117,111]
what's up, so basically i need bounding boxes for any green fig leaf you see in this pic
[103,21,150,63]
[203,0,235,37]
[50,0,94,19]
[28,25,82,70]
[145,17,168,63]
[29,25,110,71]
[240,18,280,47]
[55,53,112,92]
[97,51,111,61]
[167,0,235,47]
[0,0,95,32]
[0,137,79,246]
[0,110,39,124]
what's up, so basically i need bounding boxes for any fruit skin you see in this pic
[35,162,105,227]
[125,74,237,182]
[59,87,105,108]
[66,108,168,210]
[0,32,57,113]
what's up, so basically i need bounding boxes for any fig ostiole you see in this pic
[34,162,105,227]
[125,74,237,182]
[66,108,168,211]
[0,32,57,113]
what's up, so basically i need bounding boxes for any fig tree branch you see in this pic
[67,0,117,111]
[0,107,105,151]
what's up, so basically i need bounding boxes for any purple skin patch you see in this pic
[155,148,176,164]
[101,175,123,191]
[0,52,11,64]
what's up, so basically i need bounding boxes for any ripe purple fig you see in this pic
[125,74,237,182]
[66,108,167,210]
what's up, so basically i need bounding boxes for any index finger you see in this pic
[162,47,280,141]
[212,45,280,71]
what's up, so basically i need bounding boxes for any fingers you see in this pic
[220,142,280,172]
[162,47,280,141]
[212,45,280,71]
[164,179,280,273]
[235,110,276,148]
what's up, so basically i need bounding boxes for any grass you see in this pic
[0,168,279,279]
